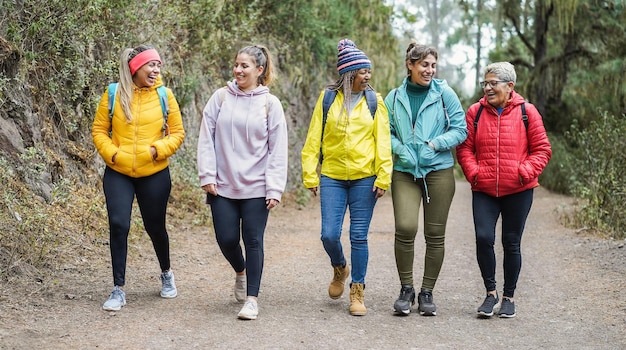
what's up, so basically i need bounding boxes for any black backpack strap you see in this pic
[521,103,528,131]
[320,89,338,164]
[473,104,484,131]
[521,103,530,154]
[364,89,377,118]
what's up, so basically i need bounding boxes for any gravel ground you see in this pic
[1,180,625,349]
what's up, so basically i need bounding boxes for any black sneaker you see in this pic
[477,293,500,317]
[498,298,516,318]
[417,289,437,316]
[393,285,415,315]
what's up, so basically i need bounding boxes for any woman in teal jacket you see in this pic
[384,42,467,316]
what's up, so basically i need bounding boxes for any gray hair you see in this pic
[484,62,517,84]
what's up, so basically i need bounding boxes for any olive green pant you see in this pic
[391,168,455,290]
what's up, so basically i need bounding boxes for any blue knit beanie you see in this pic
[336,39,371,75]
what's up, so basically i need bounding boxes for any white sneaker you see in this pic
[103,286,126,311]
[160,270,177,298]
[237,298,258,320]
[234,274,246,302]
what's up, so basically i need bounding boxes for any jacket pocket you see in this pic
[418,144,437,167]
[394,144,417,169]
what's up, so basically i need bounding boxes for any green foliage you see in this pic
[563,112,626,239]
[539,133,576,195]
[0,0,402,278]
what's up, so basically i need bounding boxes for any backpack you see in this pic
[319,88,377,164]
[473,103,529,153]
[108,82,170,137]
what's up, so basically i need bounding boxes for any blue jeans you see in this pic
[472,189,533,298]
[320,175,377,284]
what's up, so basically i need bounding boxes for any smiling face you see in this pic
[407,54,437,86]
[351,68,372,92]
[233,53,264,92]
[483,72,514,108]
[132,60,161,88]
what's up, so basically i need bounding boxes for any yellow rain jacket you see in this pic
[301,89,392,190]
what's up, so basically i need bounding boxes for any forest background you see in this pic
[0,0,624,282]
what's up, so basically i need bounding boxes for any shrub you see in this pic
[540,133,577,195]
[565,112,626,239]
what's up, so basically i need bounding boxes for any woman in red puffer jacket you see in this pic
[457,62,551,319]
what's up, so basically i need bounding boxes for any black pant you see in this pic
[103,167,172,286]
[208,195,269,297]
[472,189,533,298]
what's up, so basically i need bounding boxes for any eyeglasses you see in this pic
[479,80,509,88]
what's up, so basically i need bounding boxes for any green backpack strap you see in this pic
[107,82,118,121]
[156,85,169,137]
[107,83,170,137]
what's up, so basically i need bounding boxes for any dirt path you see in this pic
[1,180,625,349]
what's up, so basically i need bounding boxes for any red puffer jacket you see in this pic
[456,91,552,197]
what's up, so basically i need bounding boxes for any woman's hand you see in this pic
[150,146,158,160]
[308,186,319,197]
[266,198,279,209]
[202,184,217,196]
[373,186,386,199]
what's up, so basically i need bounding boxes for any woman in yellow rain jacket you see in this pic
[301,39,392,316]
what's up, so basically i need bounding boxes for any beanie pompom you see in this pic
[337,39,357,53]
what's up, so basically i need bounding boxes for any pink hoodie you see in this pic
[197,80,288,201]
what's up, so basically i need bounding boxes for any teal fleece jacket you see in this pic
[384,77,467,180]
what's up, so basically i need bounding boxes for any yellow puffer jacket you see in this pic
[92,76,185,178]
[301,89,392,190]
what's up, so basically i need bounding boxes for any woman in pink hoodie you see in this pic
[197,45,288,320]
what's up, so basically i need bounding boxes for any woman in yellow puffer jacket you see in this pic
[92,45,185,311]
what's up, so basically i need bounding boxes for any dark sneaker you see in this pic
[393,285,415,315]
[477,293,501,317]
[498,298,516,318]
[417,289,437,316]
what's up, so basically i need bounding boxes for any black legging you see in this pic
[208,195,269,297]
[103,166,172,287]
[473,189,533,298]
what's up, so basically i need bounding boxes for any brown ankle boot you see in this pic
[328,265,349,299]
[349,283,366,316]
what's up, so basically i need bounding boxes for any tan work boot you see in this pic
[328,264,349,299]
[349,283,366,316]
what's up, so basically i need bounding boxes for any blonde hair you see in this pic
[237,45,276,86]
[117,45,157,122]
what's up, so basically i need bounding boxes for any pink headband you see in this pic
[129,49,162,75]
